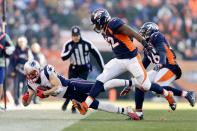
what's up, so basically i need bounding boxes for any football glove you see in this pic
[36,88,49,98]
[153,64,163,71]
[120,86,132,96]
[22,92,29,103]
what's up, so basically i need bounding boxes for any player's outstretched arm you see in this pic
[43,72,62,96]
[22,89,35,106]
[117,24,148,48]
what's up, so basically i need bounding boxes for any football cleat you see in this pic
[127,112,140,120]
[185,91,196,107]
[127,112,144,121]
[126,107,143,121]
[165,91,176,111]
[71,99,88,115]
[61,103,68,111]
[71,105,77,114]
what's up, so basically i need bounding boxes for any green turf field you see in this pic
[0,101,196,131]
[64,110,197,131]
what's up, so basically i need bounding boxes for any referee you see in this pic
[61,26,104,112]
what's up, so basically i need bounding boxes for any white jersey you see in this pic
[27,65,69,98]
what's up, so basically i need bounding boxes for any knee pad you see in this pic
[140,79,151,91]
[96,73,108,83]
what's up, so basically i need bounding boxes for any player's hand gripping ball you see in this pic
[36,87,49,98]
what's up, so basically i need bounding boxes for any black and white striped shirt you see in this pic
[61,38,104,70]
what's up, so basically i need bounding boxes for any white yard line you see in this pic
[0,100,93,131]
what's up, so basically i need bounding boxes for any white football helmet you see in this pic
[24,60,41,83]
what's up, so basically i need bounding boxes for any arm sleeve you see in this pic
[156,43,166,65]
[89,42,104,70]
[151,33,167,65]
[142,54,151,69]
[61,42,73,61]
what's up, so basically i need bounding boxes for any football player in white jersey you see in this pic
[22,60,140,120]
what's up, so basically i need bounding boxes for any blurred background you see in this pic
[0,0,197,105]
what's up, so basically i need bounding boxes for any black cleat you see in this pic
[62,103,68,111]
[165,91,176,111]
[185,91,196,107]
[139,114,144,120]
[170,102,177,111]
[71,105,77,114]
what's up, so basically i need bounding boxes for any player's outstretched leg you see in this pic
[163,86,195,107]
[72,99,88,115]
[133,88,145,120]
[72,99,140,120]
[145,82,177,111]
[185,91,195,107]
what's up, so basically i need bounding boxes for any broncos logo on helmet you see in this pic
[139,22,159,41]
[91,8,111,33]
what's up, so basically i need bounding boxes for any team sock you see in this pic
[150,83,168,96]
[135,88,145,110]
[182,91,188,97]
[163,86,183,96]
[98,102,132,115]
[85,81,105,107]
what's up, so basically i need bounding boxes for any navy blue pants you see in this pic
[68,65,91,80]
[14,72,26,105]
[64,79,100,109]
[63,65,91,110]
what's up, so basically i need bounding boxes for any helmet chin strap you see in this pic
[93,24,102,33]
[94,28,101,33]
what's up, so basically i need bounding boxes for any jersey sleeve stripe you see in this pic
[44,66,49,80]
[164,45,176,65]
[108,28,113,34]
[114,34,136,51]
[157,69,175,82]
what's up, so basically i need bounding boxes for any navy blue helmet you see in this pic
[139,22,159,41]
[91,8,111,33]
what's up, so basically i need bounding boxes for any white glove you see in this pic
[153,64,163,71]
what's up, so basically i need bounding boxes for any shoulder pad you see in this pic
[44,65,56,80]
[150,32,165,45]
[46,65,55,72]
[108,17,124,33]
